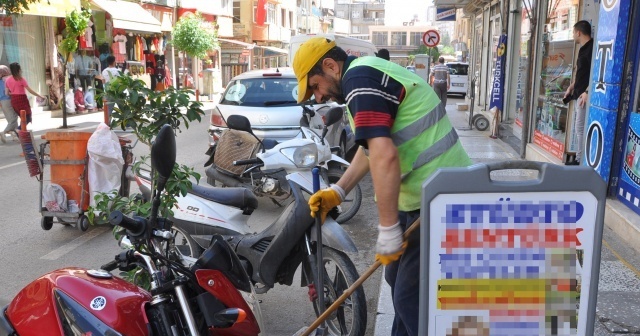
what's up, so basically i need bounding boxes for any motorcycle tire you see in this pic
[170,225,202,258]
[327,169,362,224]
[311,247,367,336]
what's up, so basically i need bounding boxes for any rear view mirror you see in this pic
[324,107,344,127]
[227,115,254,134]
[151,124,176,186]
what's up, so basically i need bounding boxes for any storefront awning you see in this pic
[433,0,471,8]
[92,0,162,33]
[219,38,255,49]
[256,45,289,55]
[21,0,80,18]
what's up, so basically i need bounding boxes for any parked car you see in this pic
[446,62,469,97]
[208,68,355,158]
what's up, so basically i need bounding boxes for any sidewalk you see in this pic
[373,99,640,335]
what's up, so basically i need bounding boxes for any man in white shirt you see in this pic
[101,55,120,120]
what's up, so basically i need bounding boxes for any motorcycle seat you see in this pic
[189,184,258,213]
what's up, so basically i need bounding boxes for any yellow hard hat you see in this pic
[293,37,337,103]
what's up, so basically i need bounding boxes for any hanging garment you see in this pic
[84,21,94,49]
[113,34,127,54]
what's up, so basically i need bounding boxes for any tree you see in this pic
[410,45,440,63]
[58,9,91,128]
[441,31,451,47]
[171,13,218,91]
[0,0,47,15]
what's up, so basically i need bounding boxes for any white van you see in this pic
[289,34,377,65]
[445,62,469,97]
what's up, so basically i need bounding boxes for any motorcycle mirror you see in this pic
[151,124,176,187]
[324,107,344,127]
[227,115,254,134]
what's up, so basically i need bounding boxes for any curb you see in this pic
[374,267,394,336]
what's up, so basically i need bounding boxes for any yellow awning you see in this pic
[22,0,81,18]
[92,0,162,33]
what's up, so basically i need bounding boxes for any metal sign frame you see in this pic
[419,161,606,335]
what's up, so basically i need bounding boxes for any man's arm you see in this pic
[366,137,400,227]
[447,72,451,91]
[335,146,370,194]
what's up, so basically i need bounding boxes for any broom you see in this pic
[17,110,42,177]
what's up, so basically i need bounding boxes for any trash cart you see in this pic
[38,132,93,231]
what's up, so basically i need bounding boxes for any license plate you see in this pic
[452,83,464,87]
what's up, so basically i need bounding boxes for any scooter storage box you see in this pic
[214,129,260,176]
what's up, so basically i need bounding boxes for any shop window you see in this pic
[532,1,579,160]
[0,15,45,97]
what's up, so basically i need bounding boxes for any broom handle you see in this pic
[20,110,26,131]
[300,217,421,336]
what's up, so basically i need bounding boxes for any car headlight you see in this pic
[280,143,317,168]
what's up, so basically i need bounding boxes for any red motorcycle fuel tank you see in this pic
[6,267,151,336]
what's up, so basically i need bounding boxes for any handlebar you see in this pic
[109,211,145,236]
[233,158,262,166]
[101,259,118,272]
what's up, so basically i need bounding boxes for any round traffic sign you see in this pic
[422,30,440,47]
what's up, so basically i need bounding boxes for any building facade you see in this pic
[335,0,384,36]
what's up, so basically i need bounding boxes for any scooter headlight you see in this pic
[280,143,317,168]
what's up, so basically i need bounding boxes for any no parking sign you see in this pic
[419,161,606,335]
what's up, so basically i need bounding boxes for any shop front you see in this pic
[1,0,81,110]
[89,0,164,93]
[520,0,599,164]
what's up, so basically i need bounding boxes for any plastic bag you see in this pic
[87,123,124,206]
[43,183,67,212]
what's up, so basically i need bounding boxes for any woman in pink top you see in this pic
[4,62,44,128]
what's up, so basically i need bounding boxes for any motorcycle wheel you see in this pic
[169,226,202,258]
[311,247,367,336]
[327,169,362,224]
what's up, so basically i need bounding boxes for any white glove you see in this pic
[375,222,406,265]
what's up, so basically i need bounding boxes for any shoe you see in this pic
[565,160,579,166]
[0,133,6,144]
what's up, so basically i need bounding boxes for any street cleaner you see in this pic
[293,37,472,336]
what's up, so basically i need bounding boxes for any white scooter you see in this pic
[204,105,362,224]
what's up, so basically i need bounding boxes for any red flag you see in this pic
[256,0,267,26]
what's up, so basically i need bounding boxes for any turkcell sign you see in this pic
[436,8,456,21]
[489,34,508,112]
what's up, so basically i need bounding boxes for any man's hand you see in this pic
[375,222,406,265]
[578,92,588,108]
[308,185,345,223]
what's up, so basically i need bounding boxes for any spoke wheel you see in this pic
[167,225,201,258]
[311,247,366,336]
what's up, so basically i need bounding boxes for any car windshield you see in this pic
[220,78,299,107]
[447,64,468,76]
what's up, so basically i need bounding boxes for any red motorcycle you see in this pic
[0,125,263,336]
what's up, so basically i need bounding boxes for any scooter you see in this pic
[1,125,263,336]
[134,110,367,336]
[204,105,362,224]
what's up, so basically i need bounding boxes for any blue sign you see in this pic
[489,34,508,112]
[436,8,456,21]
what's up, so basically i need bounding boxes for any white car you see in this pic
[446,62,469,97]
[208,68,356,158]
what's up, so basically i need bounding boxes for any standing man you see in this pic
[101,55,120,120]
[293,37,471,336]
[430,56,450,106]
[564,20,593,165]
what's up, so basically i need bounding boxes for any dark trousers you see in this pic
[78,75,92,91]
[385,210,421,336]
[433,82,448,106]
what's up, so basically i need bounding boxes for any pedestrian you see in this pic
[293,37,472,336]
[0,65,18,143]
[376,48,390,61]
[563,20,593,166]
[430,56,450,106]
[84,86,96,111]
[74,87,86,113]
[4,62,45,131]
[101,55,120,120]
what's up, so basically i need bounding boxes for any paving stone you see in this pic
[597,292,640,333]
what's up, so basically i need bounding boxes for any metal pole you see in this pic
[311,167,327,335]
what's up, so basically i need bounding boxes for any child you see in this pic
[74,87,86,113]
[4,62,45,130]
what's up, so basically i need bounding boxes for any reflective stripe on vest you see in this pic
[401,127,459,181]
[392,103,447,147]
